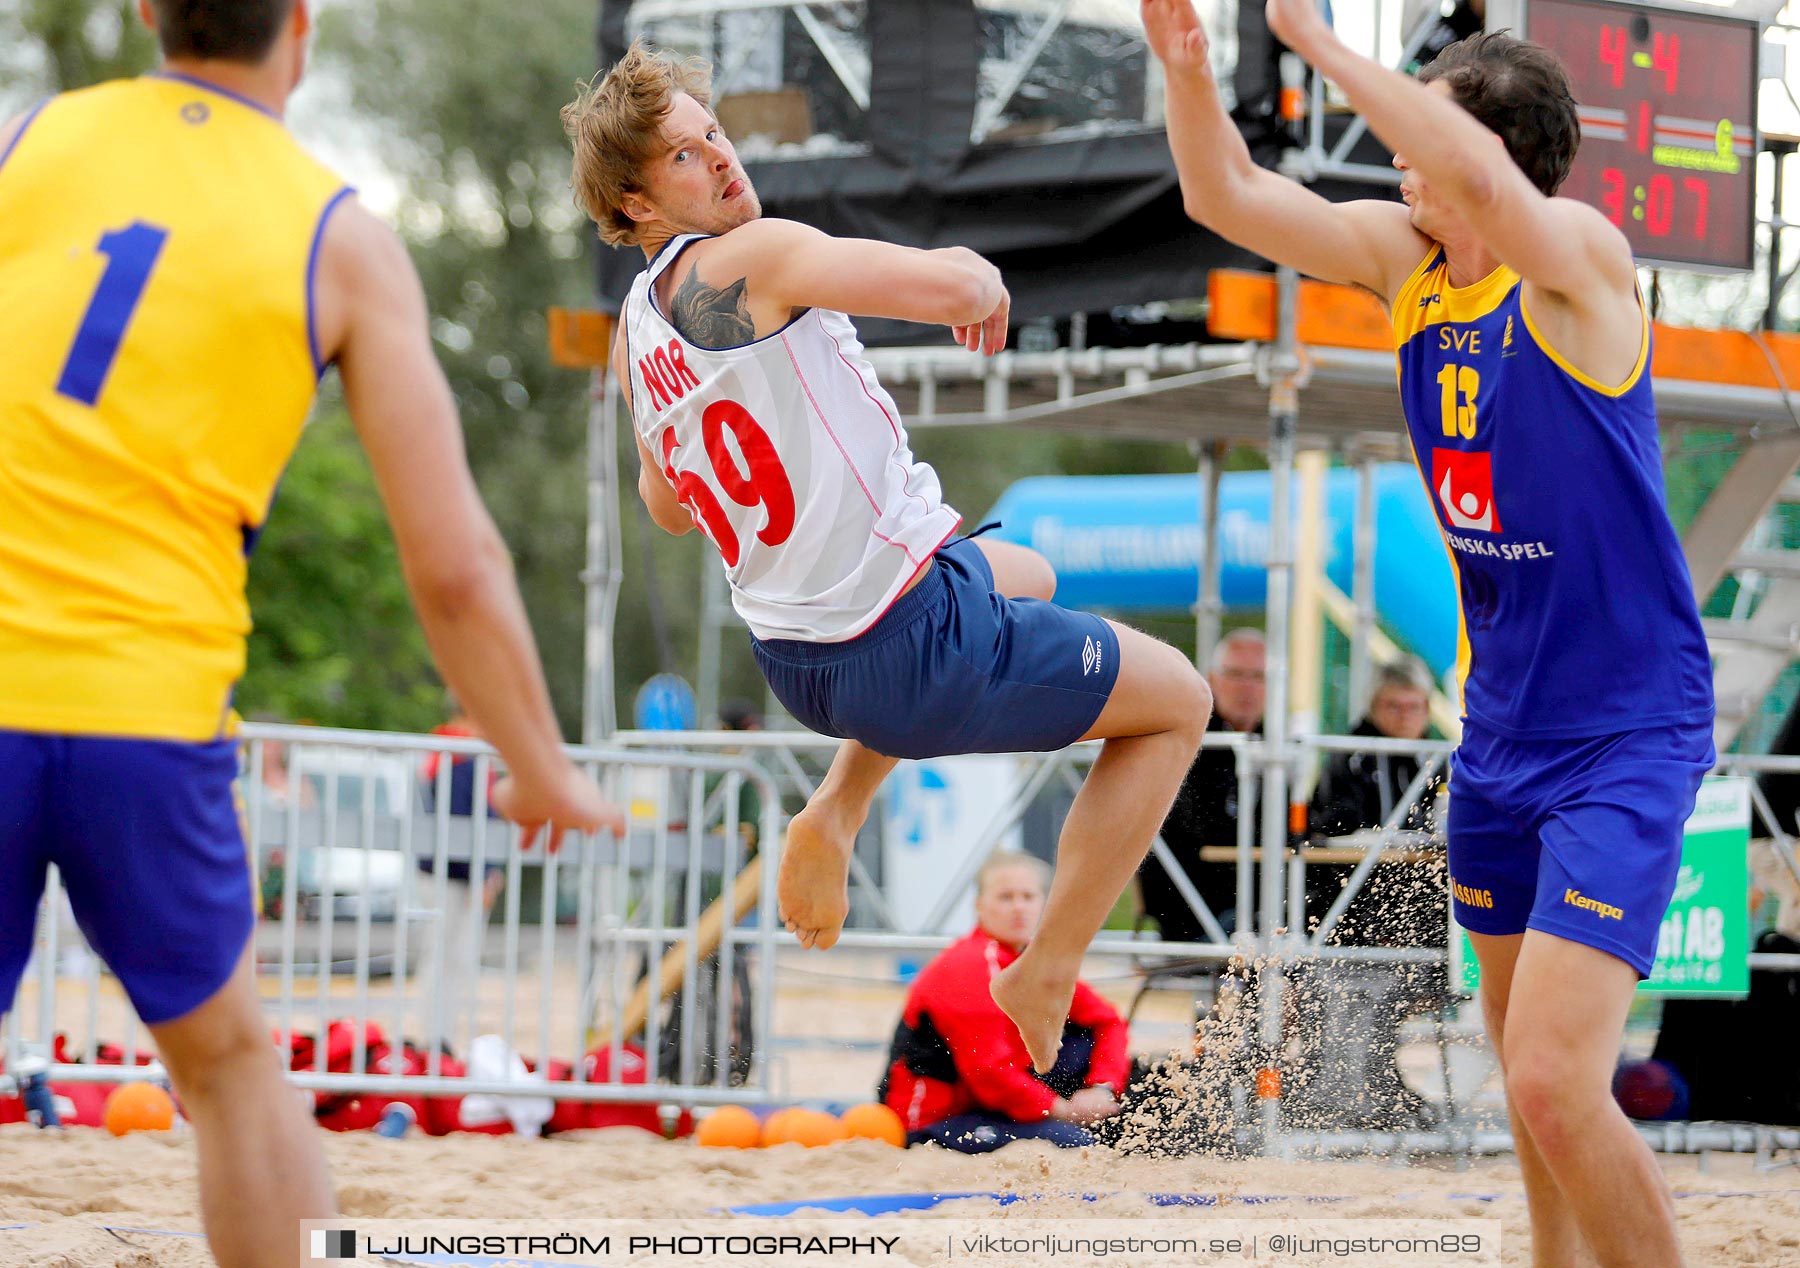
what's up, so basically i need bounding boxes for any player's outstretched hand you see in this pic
[1141,0,1211,75]
[950,285,1010,356]
[493,761,627,854]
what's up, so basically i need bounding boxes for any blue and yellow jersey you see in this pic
[0,75,352,742]
[1392,249,1713,739]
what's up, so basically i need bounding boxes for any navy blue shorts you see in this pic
[1447,719,1715,977]
[752,538,1121,760]
[0,730,255,1025]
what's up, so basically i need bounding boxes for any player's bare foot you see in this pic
[990,954,1078,1074]
[778,802,857,950]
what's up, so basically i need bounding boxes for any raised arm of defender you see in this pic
[1144,0,1637,322]
[1142,0,1425,301]
[1260,0,1635,307]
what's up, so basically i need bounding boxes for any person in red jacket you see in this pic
[880,852,1130,1152]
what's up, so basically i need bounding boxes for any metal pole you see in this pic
[1194,441,1226,668]
[1766,143,1791,332]
[1257,265,1303,1151]
[697,563,726,724]
[1350,452,1379,719]
[583,368,623,744]
[1289,450,1327,742]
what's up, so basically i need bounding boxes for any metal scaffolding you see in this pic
[572,0,1800,1157]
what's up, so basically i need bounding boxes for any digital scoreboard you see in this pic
[1508,0,1761,272]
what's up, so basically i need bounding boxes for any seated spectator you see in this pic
[1311,658,1443,837]
[1138,629,1264,941]
[879,852,1129,1153]
[1307,658,1447,948]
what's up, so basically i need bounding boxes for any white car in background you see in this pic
[253,745,419,921]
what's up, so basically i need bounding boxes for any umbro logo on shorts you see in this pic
[1081,636,1101,677]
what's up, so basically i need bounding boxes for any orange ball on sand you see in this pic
[103,1082,176,1136]
[759,1108,799,1147]
[788,1109,848,1148]
[839,1102,906,1147]
[695,1105,761,1148]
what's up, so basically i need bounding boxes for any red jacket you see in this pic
[880,928,1130,1131]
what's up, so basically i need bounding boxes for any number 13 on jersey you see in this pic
[1437,363,1479,439]
[660,399,796,567]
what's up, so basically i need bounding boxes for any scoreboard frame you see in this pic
[1487,0,1764,273]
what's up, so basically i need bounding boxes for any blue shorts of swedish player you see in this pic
[1447,719,1715,978]
[0,730,254,1026]
[751,537,1121,760]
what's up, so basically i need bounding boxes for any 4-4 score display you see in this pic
[1519,0,1760,272]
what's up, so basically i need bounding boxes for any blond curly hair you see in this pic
[562,42,713,248]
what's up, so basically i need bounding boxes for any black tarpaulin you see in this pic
[590,1,1397,338]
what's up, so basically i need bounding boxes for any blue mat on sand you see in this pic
[725,1188,1800,1217]
[725,1192,1346,1216]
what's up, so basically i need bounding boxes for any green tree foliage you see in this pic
[0,1,1215,735]
[307,0,607,733]
[243,405,443,730]
[2,1,154,96]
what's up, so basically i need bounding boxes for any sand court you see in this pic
[4,1126,1800,1267]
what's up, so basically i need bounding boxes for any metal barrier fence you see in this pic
[7,723,1796,1156]
[6,724,784,1117]
[608,726,1800,1160]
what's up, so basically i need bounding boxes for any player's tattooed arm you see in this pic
[670,268,754,348]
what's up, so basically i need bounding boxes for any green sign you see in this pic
[1451,776,1752,998]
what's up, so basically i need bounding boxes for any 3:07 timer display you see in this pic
[1522,0,1759,272]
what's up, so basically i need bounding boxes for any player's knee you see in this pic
[161,1022,282,1101]
[1190,670,1213,736]
[1503,1046,1596,1155]
[1017,549,1056,601]
[1164,655,1210,751]
[153,992,279,1097]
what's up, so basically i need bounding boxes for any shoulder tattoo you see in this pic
[670,267,754,348]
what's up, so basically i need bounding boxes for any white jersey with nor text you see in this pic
[623,233,962,642]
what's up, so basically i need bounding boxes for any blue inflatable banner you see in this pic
[983,464,1456,675]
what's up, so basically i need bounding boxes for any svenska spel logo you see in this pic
[311,1229,357,1260]
[1432,448,1502,533]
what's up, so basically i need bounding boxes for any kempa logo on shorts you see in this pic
[1081,636,1101,677]
[1451,879,1494,909]
[311,1229,357,1259]
[1564,889,1624,921]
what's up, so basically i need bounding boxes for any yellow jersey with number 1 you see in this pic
[0,74,351,742]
